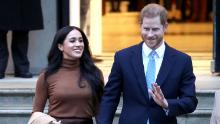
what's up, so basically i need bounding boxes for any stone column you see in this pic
[70,0,80,27]
[90,0,102,55]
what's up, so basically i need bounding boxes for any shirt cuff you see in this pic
[163,108,169,116]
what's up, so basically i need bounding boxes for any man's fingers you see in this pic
[148,89,153,95]
[156,86,165,98]
[152,84,165,101]
[148,89,155,98]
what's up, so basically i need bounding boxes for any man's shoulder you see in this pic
[166,44,191,58]
[116,42,142,55]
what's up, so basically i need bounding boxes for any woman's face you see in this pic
[58,29,84,60]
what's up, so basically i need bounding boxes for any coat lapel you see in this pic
[156,44,175,86]
[131,42,150,100]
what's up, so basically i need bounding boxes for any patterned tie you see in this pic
[146,50,156,89]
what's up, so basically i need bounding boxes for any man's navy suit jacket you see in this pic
[97,42,198,124]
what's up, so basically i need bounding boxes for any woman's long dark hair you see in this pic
[45,26,104,114]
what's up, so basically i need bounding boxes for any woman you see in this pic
[32,26,104,124]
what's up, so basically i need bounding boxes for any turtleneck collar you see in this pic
[61,59,80,69]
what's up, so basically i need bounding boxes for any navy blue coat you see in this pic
[97,42,198,124]
[0,0,43,30]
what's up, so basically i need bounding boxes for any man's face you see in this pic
[141,16,167,49]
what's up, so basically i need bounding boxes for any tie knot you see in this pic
[149,50,156,59]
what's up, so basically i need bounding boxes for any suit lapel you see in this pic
[156,44,175,86]
[131,42,150,100]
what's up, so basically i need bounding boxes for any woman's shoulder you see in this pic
[36,70,47,83]
[38,70,46,77]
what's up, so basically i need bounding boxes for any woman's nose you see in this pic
[74,40,82,46]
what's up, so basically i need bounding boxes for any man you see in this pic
[96,3,198,124]
[110,0,121,12]
[0,0,44,79]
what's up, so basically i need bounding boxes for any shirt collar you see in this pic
[142,40,165,58]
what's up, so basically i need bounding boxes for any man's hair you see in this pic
[140,3,168,25]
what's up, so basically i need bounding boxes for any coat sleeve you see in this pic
[96,52,123,124]
[167,56,198,116]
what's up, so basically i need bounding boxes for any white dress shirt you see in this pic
[142,41,166,124]
[142,41,165,82]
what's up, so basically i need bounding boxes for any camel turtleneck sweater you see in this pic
[33,59,94,118]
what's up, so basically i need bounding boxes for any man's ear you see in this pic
[58,44,63,51]
[164,22,168,32]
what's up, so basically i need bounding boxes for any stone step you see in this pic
[0,88,215,124]
[0,106,47,124]
[0,88,215,110]
[0,59,217,124]
[177,109,212,124]
[0,108,212,124]
[0,89,34,107]
[196,90,215,110]
[113,107,212,124]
